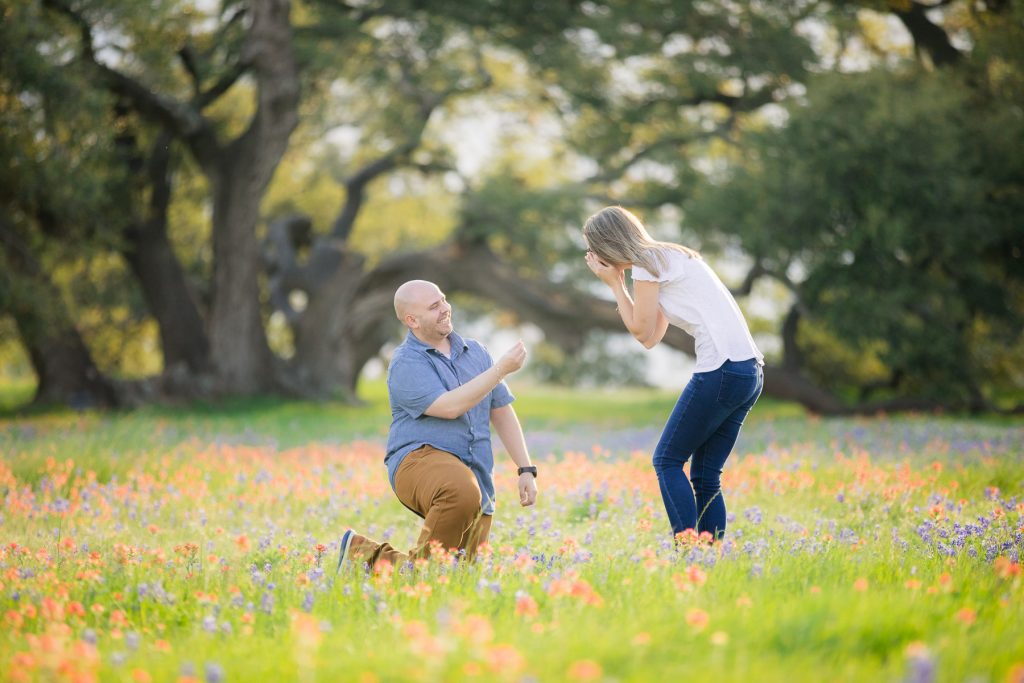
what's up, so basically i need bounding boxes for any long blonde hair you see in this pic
[582,206,700,277]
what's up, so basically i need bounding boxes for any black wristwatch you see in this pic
[517,466,538,478]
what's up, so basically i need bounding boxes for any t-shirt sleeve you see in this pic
[630,263,667,283]
[388,355,447,419]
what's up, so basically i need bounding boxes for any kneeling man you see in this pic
[338,280,537,571]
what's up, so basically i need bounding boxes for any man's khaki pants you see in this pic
[347,445,492,568]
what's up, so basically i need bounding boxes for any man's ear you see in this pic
[404,314,418,329]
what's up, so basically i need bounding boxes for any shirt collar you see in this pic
[404,329,469,356]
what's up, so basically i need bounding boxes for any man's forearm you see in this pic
[493,404,537,507]
[491,405,532,467]
[424,365,506,420]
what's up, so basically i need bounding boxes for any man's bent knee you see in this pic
[439,480,482,519]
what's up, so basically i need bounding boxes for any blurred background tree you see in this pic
[1,0,1020,412]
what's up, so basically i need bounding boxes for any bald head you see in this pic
[394,280,441,321]
[394,280,453,343]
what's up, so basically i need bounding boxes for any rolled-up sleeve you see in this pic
[491,380,515,409]
[388,355,446,419]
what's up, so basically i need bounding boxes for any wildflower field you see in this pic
[1,383,1022,683]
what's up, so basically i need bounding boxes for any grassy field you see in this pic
[1,380,1022,682]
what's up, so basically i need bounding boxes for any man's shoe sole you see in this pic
[335,529,354,575]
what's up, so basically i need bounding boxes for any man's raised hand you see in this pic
[495,341,527,379]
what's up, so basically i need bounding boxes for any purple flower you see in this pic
[905,650,935,683]
[744,507,762,524]
[205,662,225,683]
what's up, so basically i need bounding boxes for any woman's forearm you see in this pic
[609,282,647,339]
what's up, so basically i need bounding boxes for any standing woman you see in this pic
[583,206,764,540]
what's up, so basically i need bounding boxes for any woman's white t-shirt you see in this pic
[631,249,764,373]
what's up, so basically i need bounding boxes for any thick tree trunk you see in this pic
[289,247,368,399]
[121,134,211,376]
[342,289,403,394]
[206,0,300,394]
[123,227,211,375]
[18,317,118,409]
[208,157,280,393]
[0,227,118,409]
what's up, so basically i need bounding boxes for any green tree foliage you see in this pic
[0,0,147,376]
[690,66,1024,406]
[3,0,1021,409]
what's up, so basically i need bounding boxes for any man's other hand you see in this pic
[518,472,537,507]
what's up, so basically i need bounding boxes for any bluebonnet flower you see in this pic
[259,591,274,614]
[744,507,762,524]
[905,649,935,683]
[205,662,225,683]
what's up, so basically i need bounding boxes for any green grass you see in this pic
[0,379,34,412]
[0,382,1022,682]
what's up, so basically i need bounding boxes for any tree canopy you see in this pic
[1,0,1021,413]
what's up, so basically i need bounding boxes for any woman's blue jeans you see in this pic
[652,358,763,539]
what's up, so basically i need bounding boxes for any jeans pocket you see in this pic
[717,370,757,406]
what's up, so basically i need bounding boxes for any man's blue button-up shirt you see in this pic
[384,330,514,515]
